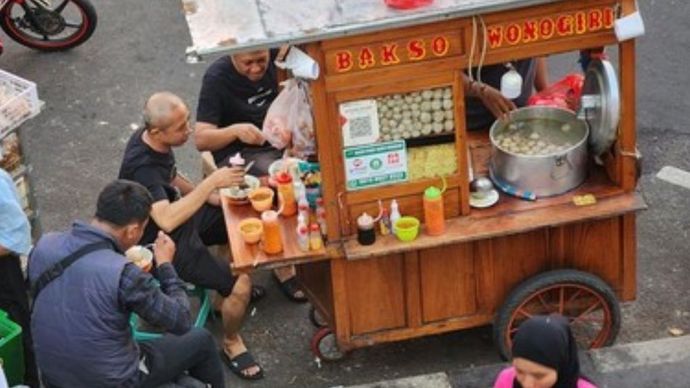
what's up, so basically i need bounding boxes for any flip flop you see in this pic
[273,274,308,303]
[250,285,266,303]
[221,350,264,380]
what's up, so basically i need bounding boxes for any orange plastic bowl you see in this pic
[238,218,263,244]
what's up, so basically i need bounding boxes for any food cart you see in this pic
[182,0,645,361]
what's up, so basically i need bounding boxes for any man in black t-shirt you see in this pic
[119,92,264,380]
[195,49,283,175]
[195,48,308,304]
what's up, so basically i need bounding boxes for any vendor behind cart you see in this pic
[194,47,308,303]
[464,58,548,131]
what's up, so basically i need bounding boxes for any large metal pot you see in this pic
[489,106,589,197]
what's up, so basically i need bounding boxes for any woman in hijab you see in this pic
[493,315,597,388]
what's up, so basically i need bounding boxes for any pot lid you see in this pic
[579,59,620,157]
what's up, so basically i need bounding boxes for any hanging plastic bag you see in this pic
[262,79,315,158]
[527,73,584,112]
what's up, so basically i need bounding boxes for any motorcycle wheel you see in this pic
[1,0,97,51]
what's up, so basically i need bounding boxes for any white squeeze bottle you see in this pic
[390,200,401,235]
[296,214,310,252]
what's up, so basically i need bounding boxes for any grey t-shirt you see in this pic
[465,59,536,131]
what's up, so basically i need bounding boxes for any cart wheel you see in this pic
[494,269,621,360]
[309,306,328,328]
[311,327,346,362]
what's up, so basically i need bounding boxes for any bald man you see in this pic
[118,92,265,380]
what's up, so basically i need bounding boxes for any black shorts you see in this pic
[163,204,236,297]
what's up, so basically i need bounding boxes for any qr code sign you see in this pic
[348,116,374,139]
[340,99,380,147]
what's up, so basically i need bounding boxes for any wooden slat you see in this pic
[344,254,407,335]
[220,195,329,273]
[618,0,639,191]
[343,192,646,260]
[419,243,477,322]
[348,313,494,349]
[403,251,423,329]
[558,218,622,292]
[620,213,637,301]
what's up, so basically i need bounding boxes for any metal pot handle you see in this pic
[551,154,573,180]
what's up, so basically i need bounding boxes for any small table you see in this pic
[220,193,330,274]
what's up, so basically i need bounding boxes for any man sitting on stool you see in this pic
[118,92,263,380]
[29,180,225,387]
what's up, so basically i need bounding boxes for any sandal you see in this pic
[273,274,308,303]
[250,285,266,303]
[220,350,264,380]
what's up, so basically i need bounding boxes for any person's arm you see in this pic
[534,57,549,92]
[119,232,191,335]
[0,245,10,256]
[194,122,265,152]
[172,172,195,196]
[149,167,243,232]
[463,72,517,121]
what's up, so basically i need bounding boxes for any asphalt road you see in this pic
[1,1,689,387]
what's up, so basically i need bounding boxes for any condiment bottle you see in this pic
[261,210,283,254]
[423,177,447,236]
[298,192,310,223]
[296,214,309,252]
[293,181,306,206]
[309,223,324,250]
[389,200,401,235]
[315,197,327,238]
[275,172,297,216]
[379,208,391,236]
[356,212,376,246]
[229,152,245,168]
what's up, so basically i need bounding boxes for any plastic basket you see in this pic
[0,69,39,137]
[0,309,24,387]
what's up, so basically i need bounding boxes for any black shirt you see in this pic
[196,51,279,165]
[118,128,178,242]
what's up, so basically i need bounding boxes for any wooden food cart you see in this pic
[184,0,645,360]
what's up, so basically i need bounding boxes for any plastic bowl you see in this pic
[219,175,261,201]
[394,216,420,242]
[248,187,275,212]
[238,218,263,244]
[125,245,153,272]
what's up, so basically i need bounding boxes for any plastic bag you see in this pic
[262,79,315,158]
[527,73,584,112]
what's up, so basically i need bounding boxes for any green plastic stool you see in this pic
[0,309,24,387]
[130,284,211,341]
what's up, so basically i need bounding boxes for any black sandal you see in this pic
[250,285,266,303]
[221,350,264,380]
[273,274,308,303]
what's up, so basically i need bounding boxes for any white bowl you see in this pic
[220,175,261,200]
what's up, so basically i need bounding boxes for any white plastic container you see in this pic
[0,69,39,137]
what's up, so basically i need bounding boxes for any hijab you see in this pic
[511,315,581,388]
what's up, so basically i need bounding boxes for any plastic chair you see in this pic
[130,284,211,341]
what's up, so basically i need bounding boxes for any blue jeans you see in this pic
[138,328,225,388]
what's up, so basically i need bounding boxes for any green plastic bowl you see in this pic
[394,216,420,242]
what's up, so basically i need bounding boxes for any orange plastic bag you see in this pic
[527,73,584,112]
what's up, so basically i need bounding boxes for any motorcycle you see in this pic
[0,0,96,54]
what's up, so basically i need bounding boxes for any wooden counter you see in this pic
[221,195,329,273]
[344,189,646,261]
